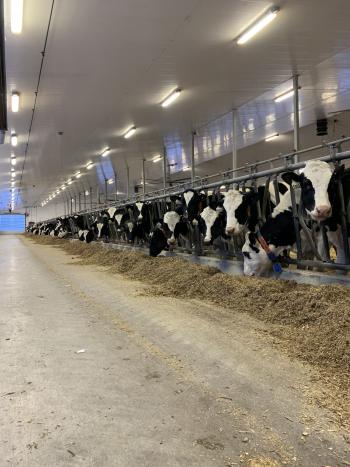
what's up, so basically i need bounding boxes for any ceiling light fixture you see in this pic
[265,133,279,141]
[61,185,66,190]
[86,162,94,170]
[236,6,279,45]
[11,172,16,178]
[11,133,18,146]
[67,179,73,185]
[101,147,110,157]
[183,165,191,171]
[275,89,294,103]
[11,157,16,166]
[11,92,20,112]
[85,190,89,196]
[107,178,114,185]
[161,88,182,108]
[11,0,23,34]
[124,126,136,139]
[152,155,162,163]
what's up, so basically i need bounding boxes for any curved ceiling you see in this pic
[2,0,350,211]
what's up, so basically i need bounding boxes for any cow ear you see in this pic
[333,164,345,179]
[281,171,302,185]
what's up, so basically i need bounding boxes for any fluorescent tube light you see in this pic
[86,162,94,170]
[236,7,279,45]
[11,134,18,146]
[11,92,20,112]
[152,155,162,163]
[11,157,16,166]
[183,166,191,172]
[265,133,279,141]
[275,89,294,103]
[124,126,136,139]
[11,0,23,34]
[107,178,114,185]
[161,88,181,108]
[101,147,110,157]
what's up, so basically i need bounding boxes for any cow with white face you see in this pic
[281,160,333,222]
[199,193,225,244]
[164,210,181,244]
[224,183,288,236]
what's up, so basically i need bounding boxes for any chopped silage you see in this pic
[26,235,350,429]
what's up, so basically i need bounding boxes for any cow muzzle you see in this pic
[225,227,235,236]
[312,205,332,221]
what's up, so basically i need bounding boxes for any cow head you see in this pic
[182,189,207,222]
[281,160,333,222]
[163,211,180,244]
[223,189,259,235]
[200,206,218,243]
[242,232,272,276]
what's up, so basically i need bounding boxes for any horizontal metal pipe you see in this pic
[41,147,350,222]
[287,259,350,271]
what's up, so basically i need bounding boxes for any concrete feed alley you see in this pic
[0,235,348,466]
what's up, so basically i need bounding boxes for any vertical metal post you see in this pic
[337,176,350,264]
[232,109,238,172]
[142,158,146,196]
[289,185,303,264]
[126,165,130,199]
[104,179,108,203]
[191,131,196,184]
[78,193,81,212]
[163,145,167,193]
[113,169,117,202]
[84,190,87,210]
[293,74,300,163]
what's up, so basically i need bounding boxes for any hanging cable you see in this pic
[16,0,55,206]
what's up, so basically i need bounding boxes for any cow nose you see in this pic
[225,227,235,235]
[316,205,332,217]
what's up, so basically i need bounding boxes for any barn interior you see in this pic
[0,1,350,466]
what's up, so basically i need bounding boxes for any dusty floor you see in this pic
[0,235,349,466]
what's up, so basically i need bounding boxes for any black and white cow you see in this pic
[73,215,97,243]
[223,182,288,236]
[199,193,226,245]
[242,160,350,275]
[281,159,333,222]
[149,207,185,257]
[241,187,301,276]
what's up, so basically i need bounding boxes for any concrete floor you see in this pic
[0,235,349,467]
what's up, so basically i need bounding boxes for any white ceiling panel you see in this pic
[2,0,350,210]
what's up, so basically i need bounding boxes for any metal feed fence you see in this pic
[42,138,350,274]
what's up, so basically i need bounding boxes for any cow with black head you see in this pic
[72,215,97,243]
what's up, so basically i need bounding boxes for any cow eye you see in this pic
[243,251,251,259]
